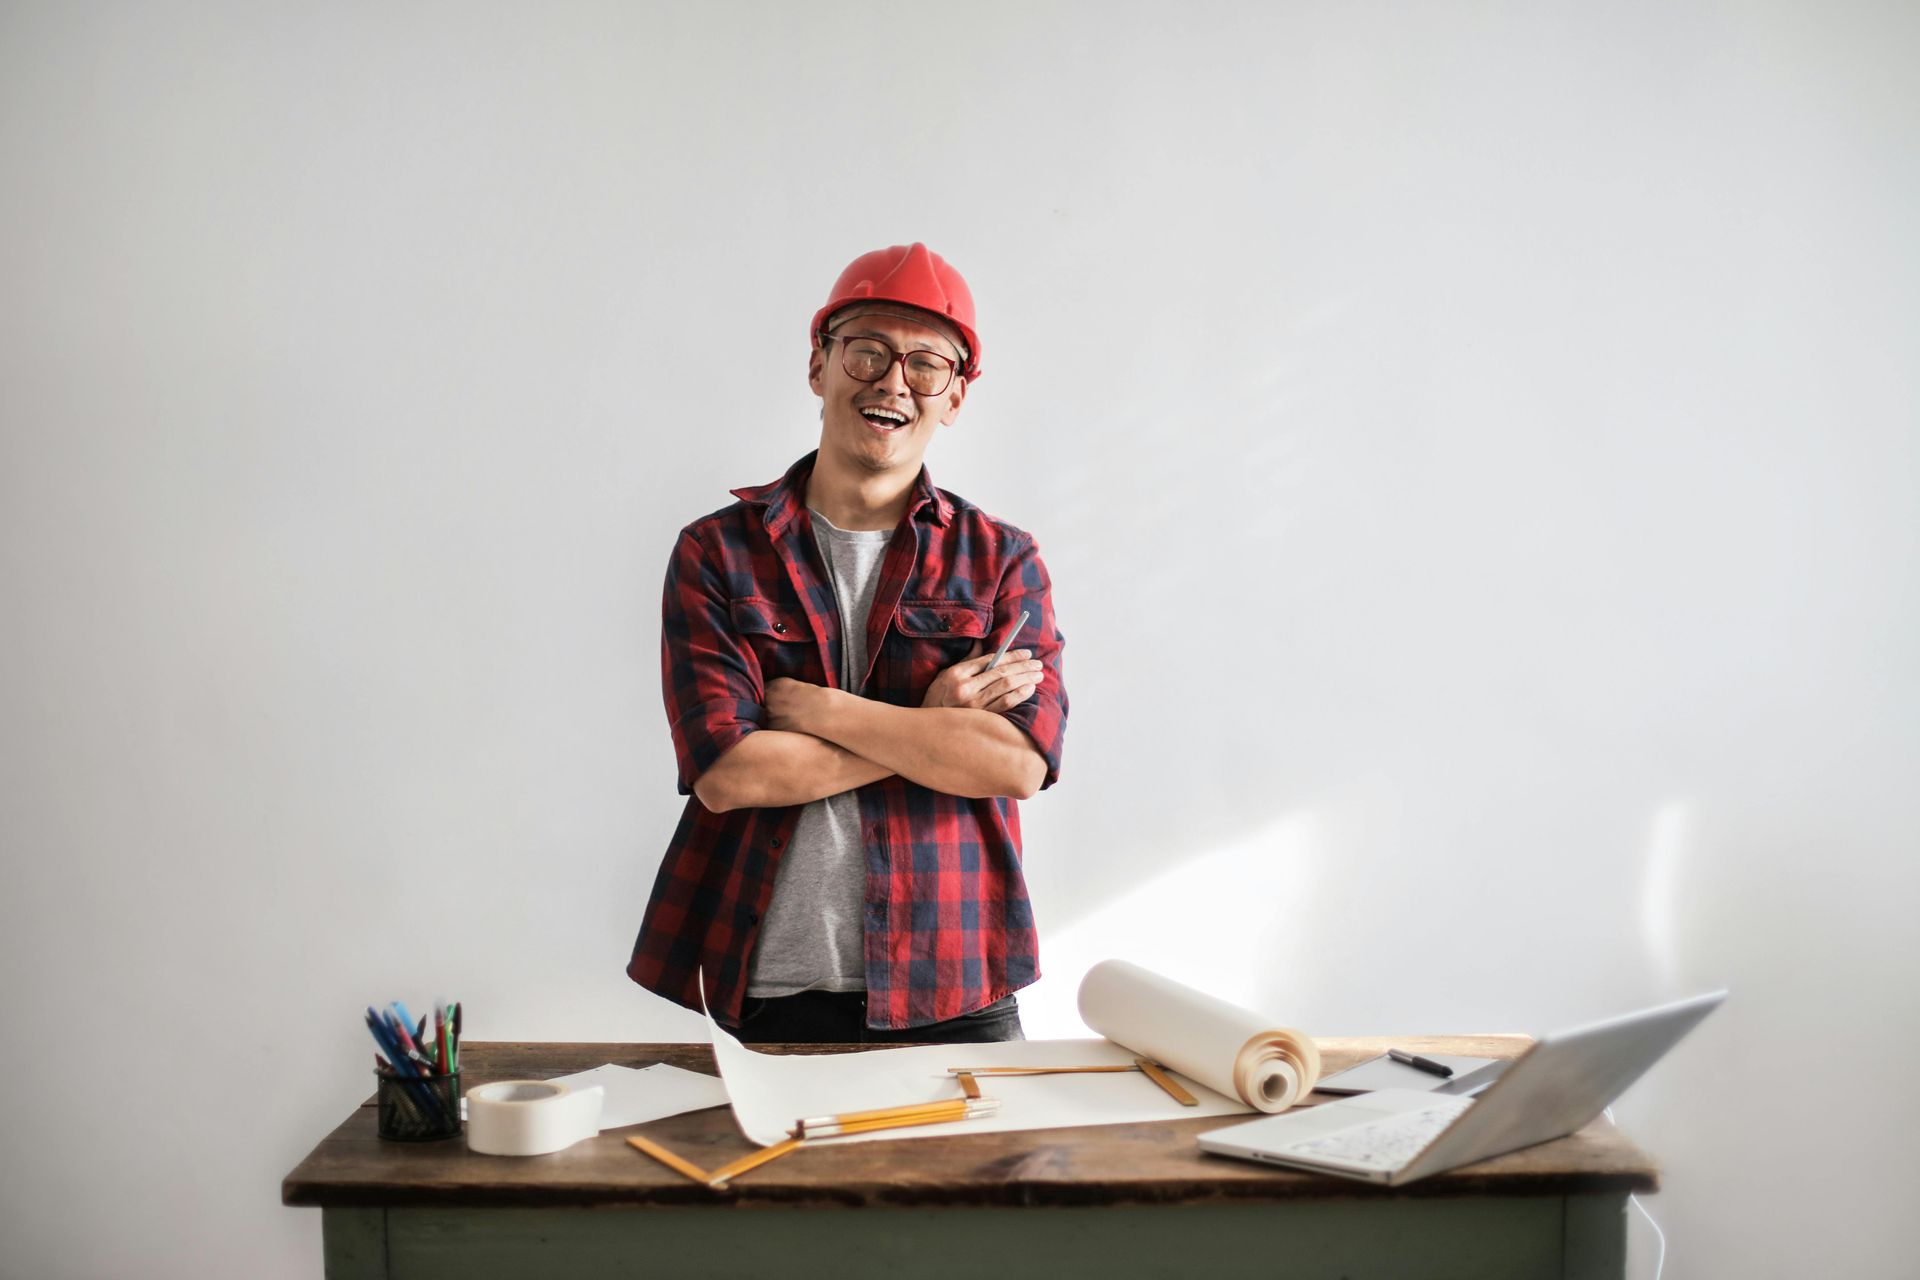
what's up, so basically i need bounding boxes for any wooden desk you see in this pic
[283,1037,1659,1280]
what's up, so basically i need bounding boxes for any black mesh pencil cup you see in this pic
[375,1069,462,1141]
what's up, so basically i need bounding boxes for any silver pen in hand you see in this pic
[985,609,1032,669]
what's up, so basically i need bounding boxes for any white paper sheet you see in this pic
[709,1022,1249,1147]
[701,962,1315,1148]
[545,1062,730,1131]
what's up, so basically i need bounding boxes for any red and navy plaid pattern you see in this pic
[627,452,1068,1030]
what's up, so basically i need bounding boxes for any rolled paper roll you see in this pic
[1077,959,1321,1113]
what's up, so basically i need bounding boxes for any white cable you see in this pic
[1605,1107,1667,1280]
[1633,1193,1668,1280]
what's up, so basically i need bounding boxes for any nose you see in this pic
[873,354,912,396]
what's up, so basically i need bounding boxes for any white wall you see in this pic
[3,2,1915,1275]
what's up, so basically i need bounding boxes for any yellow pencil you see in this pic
[707,1137,804,1188]
[795,1097,983,1131]
[625,1135,713,1185]
[944,1065,1137,1077]
[1135,1058,1199,1105]
[797,1098,999,1139]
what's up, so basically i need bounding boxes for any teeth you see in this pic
[862,407,907,424]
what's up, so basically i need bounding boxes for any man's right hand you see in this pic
[921,643,1046,713]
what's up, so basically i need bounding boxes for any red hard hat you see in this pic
[810,243,982,380]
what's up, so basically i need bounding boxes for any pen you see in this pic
[371,1011,424,1082]
[365,1010,405,1071]
[368,1009,446,1121]
[985,609,1032,670]
[393,1000,419,1040]
[1388,1048,1454,1079]
[366,1009,421,1074]
[385,1008,437,1075]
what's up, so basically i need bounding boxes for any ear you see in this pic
[936,376,967,426]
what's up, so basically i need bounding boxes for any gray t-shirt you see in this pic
[745,510,893,997]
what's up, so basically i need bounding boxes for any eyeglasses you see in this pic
[822,332,962,397]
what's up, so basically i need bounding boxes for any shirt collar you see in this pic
[731,451,953,536]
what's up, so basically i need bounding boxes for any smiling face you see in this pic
[809,303,968,479]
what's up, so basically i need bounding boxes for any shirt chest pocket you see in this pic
[729,597,814,685]
[888,598,994,695]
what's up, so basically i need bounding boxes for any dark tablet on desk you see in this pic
[1315,1053,1507,1096]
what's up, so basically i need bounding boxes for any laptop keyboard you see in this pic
[1292,1097,1475,1169]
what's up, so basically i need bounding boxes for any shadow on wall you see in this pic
[1020,813,1327,1036]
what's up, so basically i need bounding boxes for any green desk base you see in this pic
[325,1195,1627,1280]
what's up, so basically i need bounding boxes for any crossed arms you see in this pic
[663,525,1066,816]
[693,649,1048,813]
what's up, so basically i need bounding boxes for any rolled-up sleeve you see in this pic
[661,528,763,795]
[995,534,1069,790]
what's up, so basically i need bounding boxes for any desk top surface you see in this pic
[282,1037,1659,1209]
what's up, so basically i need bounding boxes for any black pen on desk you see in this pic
[1388,1048,1454,1078]
[985,609,1032,670]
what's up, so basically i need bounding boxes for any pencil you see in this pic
[626,1136,713,1185]
[707,1137,804,1187]
[944,1065,1136,1077]
[797,1098,998,1139]
[1135,1058,1199,1105]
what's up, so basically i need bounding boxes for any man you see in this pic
[627,243,1068,1044]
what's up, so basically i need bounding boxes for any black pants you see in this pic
[734,991,1025,1046]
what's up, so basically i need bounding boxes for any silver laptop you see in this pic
[1197,990,1725,1186]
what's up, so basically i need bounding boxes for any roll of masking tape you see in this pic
[465,1079,605,1156]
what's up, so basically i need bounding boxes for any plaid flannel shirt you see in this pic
[627,452,1068,1030]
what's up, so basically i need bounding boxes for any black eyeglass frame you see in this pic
[816,329,965,397]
